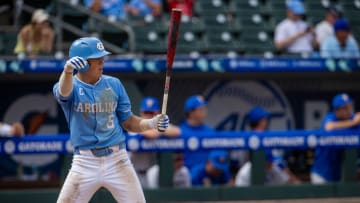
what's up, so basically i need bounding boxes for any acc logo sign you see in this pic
[97,42,104,51]
[204,81,294,131]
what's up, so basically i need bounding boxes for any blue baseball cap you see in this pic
[287,0,305,15]
[184,95,206,113]
[247,106,270,123]
[209,150,229,172]
[334,19,350,32]
[140,97,160,112]
[332,93,352,109]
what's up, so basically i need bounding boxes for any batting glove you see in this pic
[149,114,170,132]
[65,56,89,72]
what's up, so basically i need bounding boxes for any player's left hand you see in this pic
[157,114,169,132]
[150,114,169,132]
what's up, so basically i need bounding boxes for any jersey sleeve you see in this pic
[274,22,287,43]
[115,79,133,123]
[53,82,74,104]
[321,113,336,130]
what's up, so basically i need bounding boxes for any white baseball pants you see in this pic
[57,148,146,203]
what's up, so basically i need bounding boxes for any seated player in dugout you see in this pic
[311,93,360,184]
[235,106,300,186]
[191,150,231,186]
[146,152,191,188]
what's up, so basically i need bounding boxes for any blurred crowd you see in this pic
[5,0,359,58]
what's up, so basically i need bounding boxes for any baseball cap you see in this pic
[209,150,229,172]
[287,0,305,15]
[31,9,49,24]
[247,106,270,123]
[334,19,350,32]
[184,95,206,113]
[332,93,352,109]
[140,97,160,112]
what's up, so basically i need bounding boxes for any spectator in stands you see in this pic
[84,0,126,21]
[129,96,180,188]
[320,19,360,58]
[274,0,314,54]
[235,106,300,187]
[166,0,194,18]
[311,93,360,184]
[180,95,215,171]
[315,6,340,48]
[14,9,54,58]
[0,122,24,137]
[191,150,231,186]
[146,152,191,188]
[125,0,162,17]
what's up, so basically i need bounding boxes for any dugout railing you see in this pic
[0,130,359,202]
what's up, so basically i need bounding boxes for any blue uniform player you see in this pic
[180,95,214,171]
[191,150,231,186]
[53,37,169,203]
[311,93,360,184]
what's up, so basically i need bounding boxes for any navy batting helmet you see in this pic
[69,37,111,72]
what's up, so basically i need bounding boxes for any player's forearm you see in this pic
[58,70,74,97]
[325,120,357,131]
[162,124,181,137]
[275,32,303,50]
[123,115,150,132]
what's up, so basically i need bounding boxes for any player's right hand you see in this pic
[64,56,88,72]
[149,114,170,132]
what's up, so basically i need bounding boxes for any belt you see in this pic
[74,142,125,157]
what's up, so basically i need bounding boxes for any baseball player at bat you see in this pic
[53,37,169,203]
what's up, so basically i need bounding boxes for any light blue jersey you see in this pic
[53,75,133,149]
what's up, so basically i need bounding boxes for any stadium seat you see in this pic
[239,28,274,54]
[2,31,17,55]
[129,15,167,33]
[202,12,240,32]
[236,10,272,31]
[175,30,206,54]
[62,5,88,29]
[230,0,269,15]
[267,1,286,23]
[195,0,229,14]
[133,28,166,54]
[204,29,242,53]
[179,18,205,34]
[307,10,325,25]
[304,1,330,11]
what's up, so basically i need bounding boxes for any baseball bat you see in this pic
[161,9,182,117]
